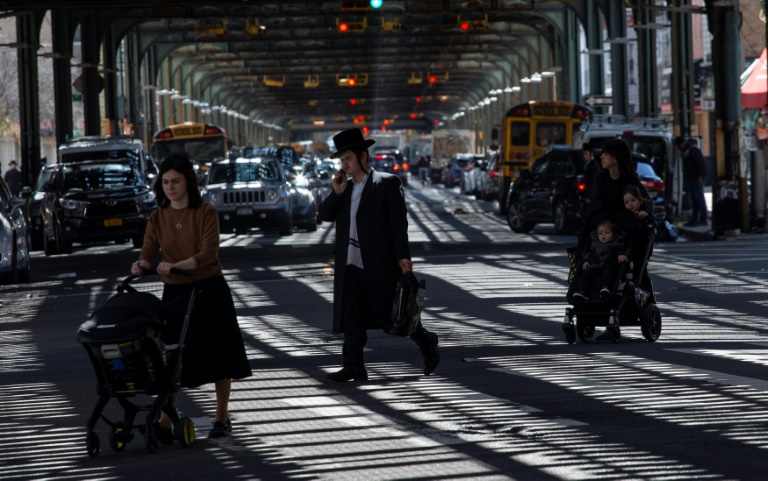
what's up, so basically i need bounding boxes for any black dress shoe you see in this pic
[326,366,368,382]
[421,332,440,375]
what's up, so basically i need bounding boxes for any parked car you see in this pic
[0,175,32,284]
[204,156,293,236]
[477,152,501,201]
[372,148,409,185]
[461,154,490,195]
[506,150,666,235]
[36,160,157,255]
[284,164,324,231]
[442,153,481,188]
[505,148,586,234]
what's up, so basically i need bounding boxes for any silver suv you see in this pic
[204,156,293,236]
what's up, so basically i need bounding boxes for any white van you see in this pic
[579,116,683,217]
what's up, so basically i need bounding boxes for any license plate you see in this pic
[236,208,253,216]
[104,218,123,227]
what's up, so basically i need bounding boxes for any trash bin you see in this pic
[711,180,740,235]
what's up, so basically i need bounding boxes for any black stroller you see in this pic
[562,214,662,344]
[77,268,197,457]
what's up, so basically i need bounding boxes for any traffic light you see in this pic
[338,22,349,32]
[370,0,383,8]
[460,21,470,31]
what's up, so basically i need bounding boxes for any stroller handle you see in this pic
[119,267,197,292]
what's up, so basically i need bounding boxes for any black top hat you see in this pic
[330,128,375,159]
[8,160,17,166]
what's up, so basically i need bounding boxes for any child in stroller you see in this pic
[563,203,662,343]
[572,220,629,301]
[77,268,197,457]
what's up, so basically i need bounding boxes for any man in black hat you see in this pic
[675,136,708,226]
[318,128,440,382]
[3,160,22,197]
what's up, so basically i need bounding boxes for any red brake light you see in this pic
[573,178,586,191]
[393,164,400,171]
[375,154,386,160]
[489,170,498,178]
[644,180,664,191]
[402,163,409,171]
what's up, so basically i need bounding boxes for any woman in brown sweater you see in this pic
[131,154,251,439]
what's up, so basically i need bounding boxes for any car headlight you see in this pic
[59,198,87,210]
[135,191,156,204]
[267,189,278,201]
[208,192,220,205]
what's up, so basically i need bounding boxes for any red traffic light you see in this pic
[460,22,470,31]
[429,76,437,83]
[338,22,349,32]
[350,99,357,105]
[410,113,417,119]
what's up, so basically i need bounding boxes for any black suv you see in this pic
[35,160,157,255]
[371,148,409,185]
[505,148,586,234]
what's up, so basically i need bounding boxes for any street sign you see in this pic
[585,95,613,107]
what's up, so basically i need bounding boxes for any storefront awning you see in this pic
[742,48,768,110]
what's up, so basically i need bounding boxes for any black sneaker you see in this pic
[572,292,588,301]
[421,332,440,376]
[208,418,232,438]
[325,365,368,382]
[599,288,610,299]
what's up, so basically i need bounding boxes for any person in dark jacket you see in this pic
[3,160,22,196]
[675,136,708,226]
[318,128,439,382]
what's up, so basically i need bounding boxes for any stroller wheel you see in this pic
[178,416,195,448]
[575,320,595,343]
[640,303,662,342]
[145,426,159,454]
[562,324,576,344]
[608,324,621,343]
[86,431,100,458]
[109,422,128,452]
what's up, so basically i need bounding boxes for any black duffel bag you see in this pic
[386,271,426,336]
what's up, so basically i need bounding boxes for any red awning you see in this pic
[742,48,768,110]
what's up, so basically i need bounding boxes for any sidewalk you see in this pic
[676,186,768,241]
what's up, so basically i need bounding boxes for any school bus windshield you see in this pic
[152,138,226,163]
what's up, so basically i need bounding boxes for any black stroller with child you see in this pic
[562,211,662,344]
[77,268,197,457]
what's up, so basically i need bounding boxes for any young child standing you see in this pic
[623,185,651,220]
[573,221,629,301]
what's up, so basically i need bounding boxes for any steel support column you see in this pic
[81,12,103,135]
[671,3,695,137]
[606,0,629,116]
[51,10,75,148]
[633,0,659,117]
[102,26,120,136]
[16,10,44,187]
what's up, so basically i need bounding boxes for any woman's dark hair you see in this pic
[601,138,634,179]
[155,154,203,208]
[622,185,645,205]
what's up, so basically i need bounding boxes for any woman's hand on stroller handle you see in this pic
[129,260,196,282]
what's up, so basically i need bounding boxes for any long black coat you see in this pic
[318,168,411,334]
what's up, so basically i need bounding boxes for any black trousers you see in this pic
[581,260,619,297]
[342,265,430,367]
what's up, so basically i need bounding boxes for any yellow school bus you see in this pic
[499,101,592,213]
[151,122,229,167]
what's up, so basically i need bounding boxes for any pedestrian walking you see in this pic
[130,153,252,439]
[675,136,708,226]
[318,128,440,382]
[416,155,430,186]
[3,160,23,196]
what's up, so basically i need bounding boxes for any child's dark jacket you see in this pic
[582,231,627,268]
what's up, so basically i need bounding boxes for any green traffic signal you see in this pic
[370,0,383,8]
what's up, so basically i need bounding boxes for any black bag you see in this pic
[386,271,426,336]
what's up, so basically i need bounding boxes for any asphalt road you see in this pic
[2,181,768,481]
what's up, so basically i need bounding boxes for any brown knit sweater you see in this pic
[139,202,222,284]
